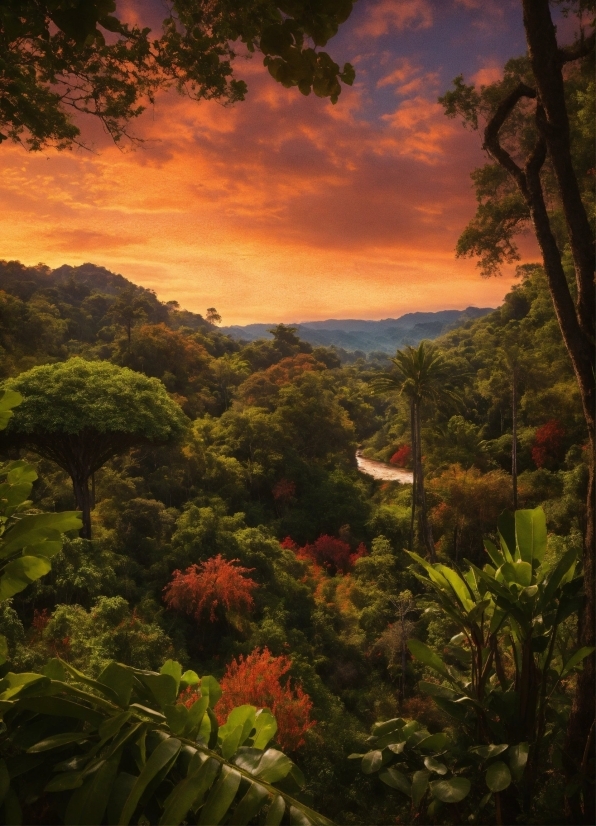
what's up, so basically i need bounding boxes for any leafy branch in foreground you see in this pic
[0,657,331,825]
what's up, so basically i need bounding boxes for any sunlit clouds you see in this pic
[0,1,535,324]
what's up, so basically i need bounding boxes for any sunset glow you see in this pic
[1,0,543,323]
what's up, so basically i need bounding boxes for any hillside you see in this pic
[221,306,493,353]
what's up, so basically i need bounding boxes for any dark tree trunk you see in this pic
[409,399,416,551]
[414,401,435,561]
[483,12,595,813]
[71,470,92,540]
[512,369,518,510]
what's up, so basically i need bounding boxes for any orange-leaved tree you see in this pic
[214,647,315,751]
[163,555,257,624]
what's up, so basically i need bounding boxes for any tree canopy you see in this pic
[0,0,356,150]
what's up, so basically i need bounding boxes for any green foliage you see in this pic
[0,658,331,825]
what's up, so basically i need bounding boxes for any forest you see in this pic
[0,1,594,825]
[0,252,590,825]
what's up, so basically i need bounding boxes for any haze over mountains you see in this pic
[221,308,494,354]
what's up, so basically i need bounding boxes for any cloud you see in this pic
[357,0,433,38]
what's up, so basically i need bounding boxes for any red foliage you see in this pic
[272,479,296,502]
[390,444,411,467]
[163,555,257,624]
[178,685,202,709]
[293,534,368,575]
[32,608,50,633]
[214,647,315,751]
[532,420,565,468]
[280,536,299,551]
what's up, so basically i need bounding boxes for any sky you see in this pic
[0,0,570,324]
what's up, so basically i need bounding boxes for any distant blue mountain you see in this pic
[220,307,494,354]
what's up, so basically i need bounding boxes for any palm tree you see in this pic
[371,341,461,561]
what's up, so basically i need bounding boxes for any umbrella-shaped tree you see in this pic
[371,342,462,561]
[2,358,188,539]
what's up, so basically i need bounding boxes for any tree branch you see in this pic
[558,31,595,64]
[483,83,537,192]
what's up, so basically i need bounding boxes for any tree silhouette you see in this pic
[2,358,187,538]
[206,307,222,325]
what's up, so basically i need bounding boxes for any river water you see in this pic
[356,450,414,484]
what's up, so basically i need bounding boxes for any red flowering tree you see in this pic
[390,444,411,467]
[272,478,296,503]
[163,555,257,624]
[286,534,367,575]
[214,647,315,751]
[532,420,565,468]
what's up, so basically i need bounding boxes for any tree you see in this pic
[110,286,152,349]
[163,554,258,624]
[214,647,315,751]
[439,7,595,810]
[372,342,461,561]
[206,307,222,325]
[2,358,188,539]
[0,0,355,151]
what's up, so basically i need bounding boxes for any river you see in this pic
[356,450,414,484]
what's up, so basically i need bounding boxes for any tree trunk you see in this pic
[414,401,435,561]
[409,399,416,551]
[71,471,92,540]
[512,369,518,510]
[519,4,595,818]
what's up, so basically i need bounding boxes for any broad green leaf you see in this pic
[411,769,430,807]
[19,696,104,728]
[560,647,595,679]
[227,780,269,825]
[0,390,22,429]
[218,705,256,750]
[361,750,383,774]
[0,554,51,600]
[200,675,222,708]
[255,749,294,783]
[180,669,200,687]
[379,767,411,795]
[118,737,181,825]
[417,733,449,751]
[184,696,209,739]
[165,703,189,736]
[140,673,178,710]
[513,561,532,587]
[45,772,85,792]
[198,764,241,825]
[435,565,474,611]
[265,795,286,826]
[0,512,82,556]
[98,711,132,742]
[289,805,313,825]
[418,681,457,700]
[27,731,90,753]
[252,710,277,750]
[497,511,515,562]
[424,756,448,775]
[371,718,404,737]
[42,658,67,681]
[508,743,529,782]
[515,508,547,565]
[66,757,120,826]
[59,661,121,706]
[430,777,471,803]
[160,660,183,694]
[484,539,504,568]
[159,758,220,826]
[98,662,134,707]
[485,761,511,792]
[407,640,454,683]
[221,725,244,760]
[469,744,508,761]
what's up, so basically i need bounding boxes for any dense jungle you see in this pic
[0,255,590,825]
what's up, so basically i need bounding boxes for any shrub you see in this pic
[390,444,411,466]
[215,647,315,750]
[532,419,565,467]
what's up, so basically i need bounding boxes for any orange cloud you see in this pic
[357,0,433,38]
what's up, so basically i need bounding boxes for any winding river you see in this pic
[356,450,414,484]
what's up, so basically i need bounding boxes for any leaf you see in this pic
[255,749,294,783]
[508,743,529,782]
[184,696,209,739]
[118,737,181,825]
[485,761,511,792]
[361,750,383,775]
[265,795,286,826]
[65,757,120,826]
[160,660,183,694]
[515,508,547,565]
[484,539,504,568]
[140,673,178,710]
[0,511,82,556]
[430,777,471,803]
[98,663,134,707]
[435,565,474,611]
[99,711,132,742]
[560,646,595,679]
[424,757,448,775]
[165,703,189,736]
[417,733,449,751]
[407,639,453,682]
[227,781,269,825]
[19,696,104,729]
[418,681,457,700]
[198,764,241,825]
[411,769,430,807]
[0,555,51,600]
[180,669,200,688]
[371,718,404,737]
[497,510,515,562]
[252,710,277,750]
[469,744,508,761]
[218,705,256,751]
[512,561,533,587]
[159,758,220,826]
[379,767,411,795]
[200,675,222,708]
[27,731,90,752]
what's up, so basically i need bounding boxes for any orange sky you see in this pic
[0,0,544,324]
